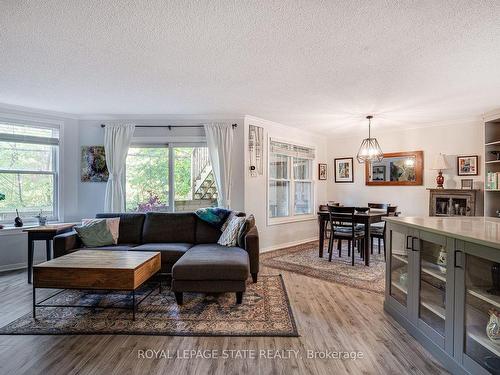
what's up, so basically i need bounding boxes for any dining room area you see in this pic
[262,128,484,297]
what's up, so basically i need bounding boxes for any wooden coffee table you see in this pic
[33,250,161,320]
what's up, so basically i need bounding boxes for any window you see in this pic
[126,146,169,212]
[0,122,59,223]
[125,144,217,212]
[268,139,314,221]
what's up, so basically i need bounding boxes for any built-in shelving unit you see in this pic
[484,110,500,216]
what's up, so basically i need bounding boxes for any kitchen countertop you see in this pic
[384,216,500,250]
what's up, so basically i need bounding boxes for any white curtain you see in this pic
[104,124,135,212]
[204,122,234,208]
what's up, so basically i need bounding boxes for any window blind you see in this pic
[270,139,315,159]
[0,122,59,145]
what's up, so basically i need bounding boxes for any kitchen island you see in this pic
[384,216,500,375]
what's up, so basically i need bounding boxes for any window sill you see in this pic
[267,214,316,226]
[0,221,62,236]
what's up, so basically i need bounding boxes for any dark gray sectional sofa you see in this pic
[53,211,259,304]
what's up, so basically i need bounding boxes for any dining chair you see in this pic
[367,203,389,244]
[367,203,389,210]
[327,205,365,266]
[370,205,398,259]
[319,203,339,239]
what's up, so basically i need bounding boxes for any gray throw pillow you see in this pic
[75,219,114,248]
[218,216,246,247]
[237,214,255,248]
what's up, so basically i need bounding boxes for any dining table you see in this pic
[317,209,390,266]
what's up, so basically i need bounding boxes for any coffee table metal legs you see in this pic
[132,290,136,320]
[32,285,36,319]
[32,283,161,321]
[28,239,34,284]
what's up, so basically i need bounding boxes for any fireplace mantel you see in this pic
[427,188,480,216]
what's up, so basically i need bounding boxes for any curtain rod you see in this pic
[100,123,237,129]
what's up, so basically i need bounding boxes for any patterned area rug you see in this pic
[261,241,385,294]
[0,275,298,337]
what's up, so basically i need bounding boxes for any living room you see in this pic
[1,2,500,375]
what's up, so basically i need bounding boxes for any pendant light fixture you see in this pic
[356,115,383,163]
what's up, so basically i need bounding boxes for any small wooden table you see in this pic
[24,223,75,283]
[317,210,388,266]
[33,250,161,320]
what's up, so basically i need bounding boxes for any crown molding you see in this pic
[77,113,245,121]
[0,103,79,120]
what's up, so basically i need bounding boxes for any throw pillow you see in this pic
[221,211,245,232]
[218,216,246,247]
[75,219,114,248]
[82,217,120,244]
[237,214,255,248]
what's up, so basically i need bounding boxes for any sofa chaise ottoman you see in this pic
[53,211,259,304]
[171,243,250,304]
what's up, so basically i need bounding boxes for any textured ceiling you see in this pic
[1,0,500,135]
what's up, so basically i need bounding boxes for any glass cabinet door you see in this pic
[464,254,500,373]
[418,239,447,337]
[389,228,410,307]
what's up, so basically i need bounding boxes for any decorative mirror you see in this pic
[365,151,423,186]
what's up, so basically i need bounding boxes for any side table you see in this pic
[24,224,75,283]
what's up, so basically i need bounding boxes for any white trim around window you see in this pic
[267,137,316,226]
[0,115,62,224]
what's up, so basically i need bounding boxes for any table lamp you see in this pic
[431,153,450,188]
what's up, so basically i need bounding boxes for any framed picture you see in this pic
[334,157,354,183]
[81,146,109,182]
[366,151,423,186]
[461,179,474,189]
[318,163,327,180]
[457,155,479,176]
[371,165,386,181]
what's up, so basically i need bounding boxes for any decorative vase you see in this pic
[399,273,408,288]
[36,211,47,226]
[14,209,23,227]
[437,247,447,272]
[486,309,500,343]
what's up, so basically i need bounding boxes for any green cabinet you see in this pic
[454,241,500,375]
[385,221,500,374]
[386,223,454,354]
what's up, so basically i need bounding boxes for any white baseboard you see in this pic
[0,258,45,273]
[261,237,317,253]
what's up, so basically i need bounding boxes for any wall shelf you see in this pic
[485,116,500,216]
[392,254,408,264]
[485,140,500,146]
[421,260,446,282]
[468,288,500,309]
[467,325,500,357]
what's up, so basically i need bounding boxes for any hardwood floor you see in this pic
[0,265,449,375]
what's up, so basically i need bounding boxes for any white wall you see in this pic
[0,103,484,268]
[244,116,328,251]
[0,104,80,270]
[0,106,246,270]
[327,121,484,217]
[77,116,245,218]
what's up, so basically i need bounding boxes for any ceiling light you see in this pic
[356,115,383,163]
